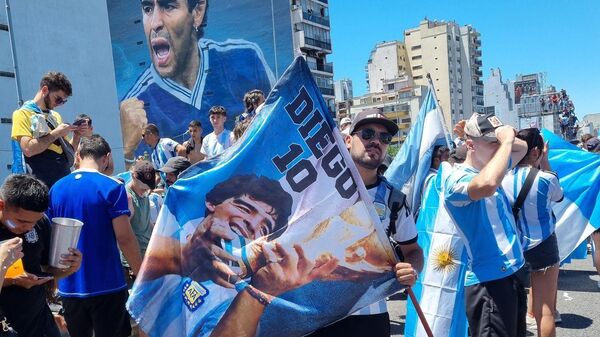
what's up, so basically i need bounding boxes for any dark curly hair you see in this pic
[40,72,72,96]
[205,175,292,237]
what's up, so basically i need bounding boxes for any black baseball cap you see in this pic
[349,108,399,135]
[158,156,191,174]
[132,160,156,190]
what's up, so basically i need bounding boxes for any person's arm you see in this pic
[468,126,524,200]
[138,235,182,281]
[210,243,338,337]
[395,242,423,286]
[113,214,143,275]
[175,144,187,157]
[18,123,76,157]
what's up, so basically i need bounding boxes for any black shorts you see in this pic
[61,289,131,337]
[524,232,560,271]
[306,312,390,337]
[465,273,527,337]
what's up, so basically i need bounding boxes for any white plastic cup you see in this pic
[49,217,83,268]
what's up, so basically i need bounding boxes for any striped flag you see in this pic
[541,129,600,261]
[384,86,452,212]
[404,163,469,337]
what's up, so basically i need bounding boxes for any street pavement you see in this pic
[388,254,600,336]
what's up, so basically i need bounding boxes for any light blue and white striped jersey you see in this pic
[353,177,417,316]
[443,164,524,286]
[502,166,564,251]
[151,138,179,170]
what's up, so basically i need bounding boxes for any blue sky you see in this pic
[328,0,600,118]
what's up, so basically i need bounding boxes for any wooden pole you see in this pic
[406,287,434,337]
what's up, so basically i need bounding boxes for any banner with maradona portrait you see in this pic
[127,57,404,337]
[107,0,299,162]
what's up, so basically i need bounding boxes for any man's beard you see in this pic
[351,144,384,170]
[42,94,52,111]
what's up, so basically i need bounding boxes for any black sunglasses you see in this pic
[352,128,393,145]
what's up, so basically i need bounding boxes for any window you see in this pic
[1,118,12,124]
[387,84,395,91]
[414,75,423,80]
[411,45,421,50]
[411,55,422,60]
[412,65,422,70]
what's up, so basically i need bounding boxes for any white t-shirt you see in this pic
[353,177,417,316]
[200,129,232,158]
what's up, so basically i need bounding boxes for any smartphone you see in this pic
[72,119,87,127]
[35,272,54,280]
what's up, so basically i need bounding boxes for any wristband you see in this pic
[235,280,271,306]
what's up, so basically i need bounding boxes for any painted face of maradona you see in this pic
[206,195,278,241]
[141,0,206,79]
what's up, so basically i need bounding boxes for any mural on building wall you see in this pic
[107,0,294,162]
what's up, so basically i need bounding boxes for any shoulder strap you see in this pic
[386,184,406,237]
[512,167,539,219]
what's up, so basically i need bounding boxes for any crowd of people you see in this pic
[0,68,598,337]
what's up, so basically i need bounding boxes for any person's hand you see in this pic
[495,125,516,145]
[0,237,23,271]
[120,98,147,156]
[251,243,338,297]
[394,262,418,286]
[453,120,467,139]
[51,123,77,138]
[181,215,237,288]
[74,122,93,138]
[59,248,82,273]
[10,272,53,289]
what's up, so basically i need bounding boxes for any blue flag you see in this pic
[541,129,600,261]
[404,163,469,337]
[384,86,451,213]
[127,57,404,337]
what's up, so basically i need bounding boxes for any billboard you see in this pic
[107,0,295,162]
[513,78,539,104]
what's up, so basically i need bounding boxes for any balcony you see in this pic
[303,12,330,27]
[304,37,332,51]
[474,49,482,57]
[314,0,328,4]
[475,80,483,86]
[474,59,482,66]
[318,86,335,96]
[307,61,334,74]
[474,69,483,77]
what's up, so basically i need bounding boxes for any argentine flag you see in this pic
[541,129,600,261]
[384,86,452,212]
[404,163,468,337]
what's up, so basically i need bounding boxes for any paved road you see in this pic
[388,254,600,336]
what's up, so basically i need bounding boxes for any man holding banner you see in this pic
[128,57,420,337]
[444,113,528,337]
[309,109,423,337]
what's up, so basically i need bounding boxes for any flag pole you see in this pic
[425,73,454,150]
[406,287,434,337]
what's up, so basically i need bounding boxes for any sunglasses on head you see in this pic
[352,128,393,145]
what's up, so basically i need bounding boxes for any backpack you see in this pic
[385,183,408,262]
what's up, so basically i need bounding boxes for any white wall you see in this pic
[0,0,124,180]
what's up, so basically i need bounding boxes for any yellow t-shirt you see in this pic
[11,108,64,154]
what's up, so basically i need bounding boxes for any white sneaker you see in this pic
[554,310,562,324]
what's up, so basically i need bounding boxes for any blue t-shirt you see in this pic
[443,164,524,286]
[48,169,131,297]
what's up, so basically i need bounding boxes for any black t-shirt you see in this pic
[0,217,52,336]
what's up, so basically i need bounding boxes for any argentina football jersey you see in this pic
[443,164,525,286]
[124,38,275,156]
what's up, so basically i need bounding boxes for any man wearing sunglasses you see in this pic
[11,72,79,188]
[309,109,423,337]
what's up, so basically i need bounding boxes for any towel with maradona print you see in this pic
[126,57,406,337]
